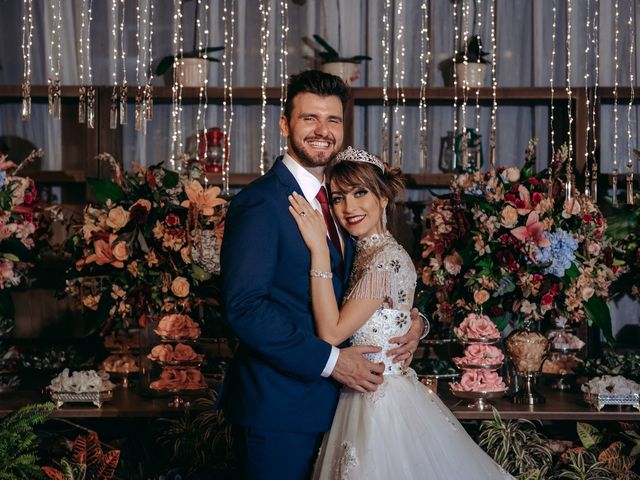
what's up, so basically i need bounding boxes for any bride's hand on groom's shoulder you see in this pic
[288,192,328,254]
[331,345,384,393]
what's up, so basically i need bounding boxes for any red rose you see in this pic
[529,178,540,186]
[505,193,516,203]
[541,293,554,306]
[532,274,543,283]
[165,213,180,227]
[596,217,604,226]
[582,214,593,223]
[551,283,562,295]
[515,199,526,209]
[130,203,149,224]
[531,192,543,205]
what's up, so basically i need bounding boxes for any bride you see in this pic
[288,146,513,480]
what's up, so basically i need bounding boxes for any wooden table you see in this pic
[2,385,639,422]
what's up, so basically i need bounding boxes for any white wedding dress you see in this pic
[312,232,513,480]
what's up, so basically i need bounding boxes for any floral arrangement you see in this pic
[606,192,640,299]
[65,155,227,334]
[419,141,620,342]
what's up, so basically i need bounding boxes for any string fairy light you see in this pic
[258,0,271,175]
[591,0,600,199]
[78,0,87,124]
[170,0,185,169]
[392,0,406,166]
[460,0,470,171]
[564,0,574,201]
[144,0,154,125]
[583,0,592,196]
[110,0,119,129]
[194,0,208,160]
[547,0,558,193]
[489,0,498,169]
[612,0,620,205]
[278,0,289,153]
[452,0,459,166]
[418,0,430,170]
[135,0,153,133]
[381,0,392,164]
[626,0,636,204]
[474,0,482,140]
[119,0,128,125]
[21,0,34,121]
[222,0,236,195]
[47,0,62,120]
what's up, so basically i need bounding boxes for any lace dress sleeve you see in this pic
[345,264,391,303]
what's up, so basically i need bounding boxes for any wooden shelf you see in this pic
[28,170,86,184]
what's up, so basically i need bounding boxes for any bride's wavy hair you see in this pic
[327,155,405,220]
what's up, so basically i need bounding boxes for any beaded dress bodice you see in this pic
[346,232,417,375]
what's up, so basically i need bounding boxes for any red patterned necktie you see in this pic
[316,186,342,257]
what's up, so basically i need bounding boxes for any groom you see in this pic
[220,70,422,479]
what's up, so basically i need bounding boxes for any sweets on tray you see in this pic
[453,344,505,367]
[581,375,640,396]
[454,313,500,340]
[450,370,506,393]
[101,353,139,373]
[147,343,200,363]
[49,368,115,393]
[154,314,201,339]
[542,353,580,375]
[149,367,207,391]
[547,329,585,351]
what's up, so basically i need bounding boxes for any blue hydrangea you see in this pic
[0,170,6,190]
[534,229,579,277]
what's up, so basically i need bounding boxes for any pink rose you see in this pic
[454,344,505,366]
[443,252,463,276]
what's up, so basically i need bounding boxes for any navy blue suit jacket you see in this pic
[219,157,354,433]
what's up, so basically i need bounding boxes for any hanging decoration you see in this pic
[278,0,289,153]
[564,0,574,201]
[590,0,600,199]
[583,0,593,197]
[460,0,470,171]
[612,0,620,205]
[48,0,62,120]
[548,0,558,193]
[452,0,459,162]
[110,0,120,129]
[392,0,406,166]
[144,0,155,124]
[380,0,392,165]
[194,0,209,161]
[119,0,128,126]
[473,0,482,143]
[78,0,95,128]
[134,0,154,133]
[222,0,236,195]
[170,0,185,169]
[489,0,498,170]
[418,0,430,170]
[21,0,34,121]
[625,0,635,204]
[258,0,271,175]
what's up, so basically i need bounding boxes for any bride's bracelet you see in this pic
[309,270,333,279]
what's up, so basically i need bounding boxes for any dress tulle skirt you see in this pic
[312,371,513,480]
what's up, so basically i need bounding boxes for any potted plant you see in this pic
[307,34,371,85]
[453,35,491,87]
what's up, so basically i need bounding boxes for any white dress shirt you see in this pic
[282,153,341,377]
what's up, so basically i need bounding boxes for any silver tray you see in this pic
[583,392,640,412]
[453,362,503,370]
[49,390,113,408]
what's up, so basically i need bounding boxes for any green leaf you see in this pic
[191,264,211,283]
[576,422,603,449]
[162,170,180,189]
[584,296,615,346]
[565,263,580,279]
[86,178,125,206]
[2,253,19,262]
[312,34,339,59]
[492,312,511,332]
[155,56,175,76]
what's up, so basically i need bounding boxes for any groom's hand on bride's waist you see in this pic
[331,345,384,393]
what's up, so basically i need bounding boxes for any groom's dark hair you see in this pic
[283,70,351,121]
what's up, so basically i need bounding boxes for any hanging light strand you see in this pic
[583,0,592,196]
[460,0,470,171]
[418,0,430,170]
[170,0,185,169]
[222,0,236,195]
[565,0,574,201]
[119,0,128,125]
[591,0,600,198]
[381,0,392,164]
[626,0,636,204]
[258,0,271,175]
[612,0,620,205]
[489,0,498,169]
[452,0,459,146]
[48,0,62,119]
[278,0,289,153]
[21,0,33,121]
[144,0,154,125]
[549,0,557,156]
[195,0,208,157]
[109,0,119,128]
[392,0,406,166]
[474,0,482,136]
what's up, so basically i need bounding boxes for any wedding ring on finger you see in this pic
[299,211,306,217]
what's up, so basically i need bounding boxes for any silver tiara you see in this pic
[334,146,385,172]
